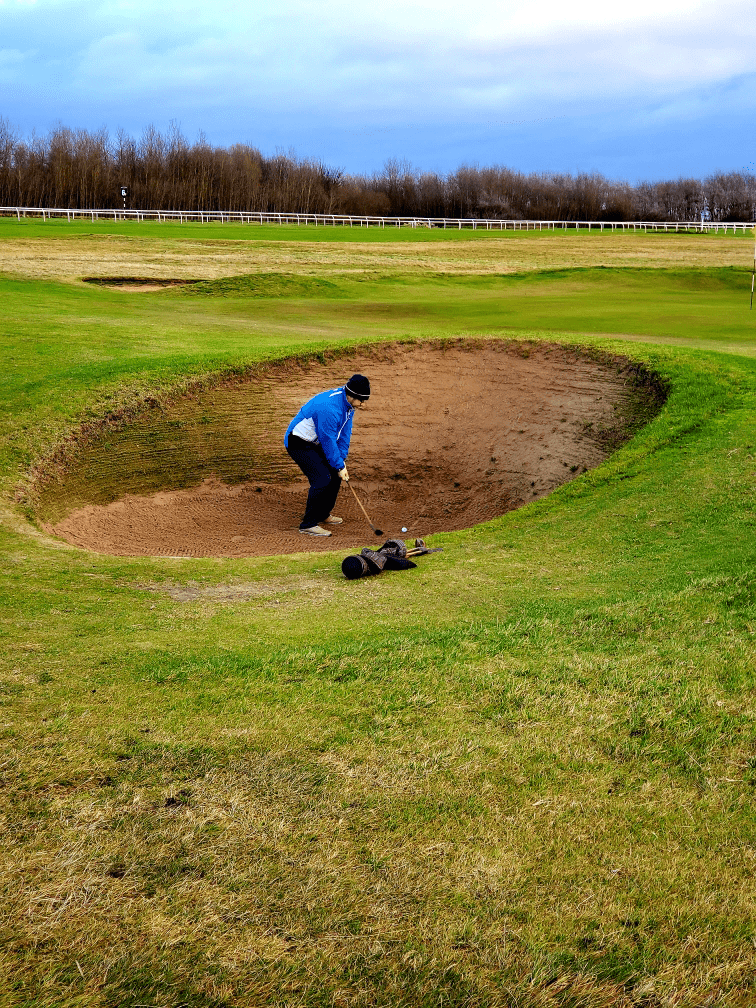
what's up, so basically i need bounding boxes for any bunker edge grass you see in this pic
[0,225,755,1007]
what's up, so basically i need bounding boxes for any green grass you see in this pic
[0,216,560,243]
[3,215,755,244]
[166,265,756,348]
[1,223,756,1007]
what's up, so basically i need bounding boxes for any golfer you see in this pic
[285,374,370,536]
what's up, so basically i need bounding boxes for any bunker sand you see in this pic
[44,342,659,557]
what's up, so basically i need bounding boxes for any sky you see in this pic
[1,0,754,181]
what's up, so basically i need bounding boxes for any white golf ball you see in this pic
[401,527,408,533]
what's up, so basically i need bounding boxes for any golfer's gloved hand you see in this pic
[338,467,349,481]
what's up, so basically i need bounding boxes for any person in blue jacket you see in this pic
[285,373,371,536]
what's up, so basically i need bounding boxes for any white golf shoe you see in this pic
[299,525,332,536]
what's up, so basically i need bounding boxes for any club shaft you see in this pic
[348,481,378,531]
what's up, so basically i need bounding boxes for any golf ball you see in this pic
[401,527,408,533]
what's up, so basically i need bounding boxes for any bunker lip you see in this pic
[33,339,666,558]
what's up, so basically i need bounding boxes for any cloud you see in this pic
[60,1,756,110]
[1,0,755,176]
[0,45,33,82]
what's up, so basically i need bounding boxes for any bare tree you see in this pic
[0,118,751,222]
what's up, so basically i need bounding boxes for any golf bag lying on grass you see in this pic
[341,539,442,580]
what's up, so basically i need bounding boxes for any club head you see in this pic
[374,528,384,536]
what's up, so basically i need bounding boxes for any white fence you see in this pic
[1,205,753,234]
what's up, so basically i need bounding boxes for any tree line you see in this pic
[1,120,754,222]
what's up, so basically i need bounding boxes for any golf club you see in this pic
[347,480,384,536]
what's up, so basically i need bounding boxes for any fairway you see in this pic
[1,220,755,1008]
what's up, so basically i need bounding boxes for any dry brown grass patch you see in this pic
[0,232,749,284]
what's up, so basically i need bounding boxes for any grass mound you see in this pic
[173,272,344,298]
[503,264,755,290]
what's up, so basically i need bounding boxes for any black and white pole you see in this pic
[121,186,128,212]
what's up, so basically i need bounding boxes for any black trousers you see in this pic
[286,435,342,529]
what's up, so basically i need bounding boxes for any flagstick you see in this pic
[751,240,755,311]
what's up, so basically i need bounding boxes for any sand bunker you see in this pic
[38,341,663,557]
[82,277,197,291]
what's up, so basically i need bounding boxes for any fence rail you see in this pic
[1,206,753,234]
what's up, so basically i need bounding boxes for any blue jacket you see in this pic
[285,386,355,470]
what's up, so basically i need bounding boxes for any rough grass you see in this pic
[1,221,755,1007]
[0,217,753,284]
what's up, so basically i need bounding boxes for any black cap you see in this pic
[345,374,370,400]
